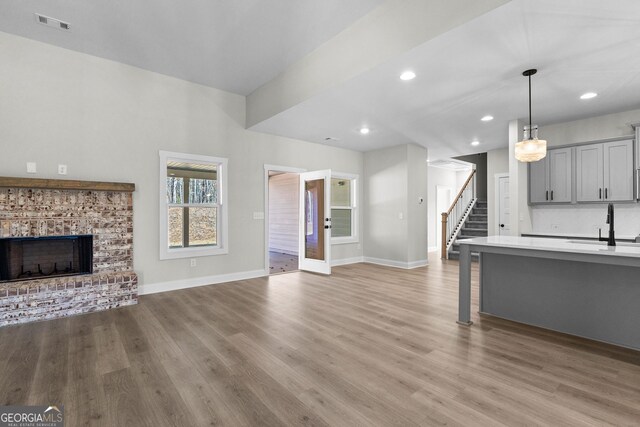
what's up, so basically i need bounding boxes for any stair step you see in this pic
[469,214,487,221]
[475,201,487,207]
[465,221,487,229]
[461,228,488,236]
[473,208,487,215]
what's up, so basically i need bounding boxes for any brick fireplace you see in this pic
[0,177,138,326]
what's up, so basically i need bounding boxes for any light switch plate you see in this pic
[27,162,37,174]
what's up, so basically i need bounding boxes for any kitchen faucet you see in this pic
[598,203,616,247]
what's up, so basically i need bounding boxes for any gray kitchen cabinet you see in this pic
[528,147,572,204]
[529,155,548,203]
[576,139,633,202]
[548,148,572,202]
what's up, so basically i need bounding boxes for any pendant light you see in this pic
[515,69,547,162]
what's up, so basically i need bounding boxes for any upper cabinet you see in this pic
[528,147,572,204]
[548,148,573,202]
[576,139,634,202]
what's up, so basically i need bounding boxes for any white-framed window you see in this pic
[331,172,358,244]
[159,151,228,260]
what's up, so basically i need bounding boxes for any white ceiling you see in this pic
[2,0,640,160]
[251,0,640,160]
[0,0,383,95]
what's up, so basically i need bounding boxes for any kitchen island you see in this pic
[458,236,640,351]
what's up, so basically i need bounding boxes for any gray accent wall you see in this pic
[454,152,487,200]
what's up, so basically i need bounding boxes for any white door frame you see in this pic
[494,173,510,236]
[264,164,306,275]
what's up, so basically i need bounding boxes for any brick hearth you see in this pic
[0,180,137,326]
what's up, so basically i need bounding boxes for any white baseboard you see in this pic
[407,259,429,269]
[140,269,268,295]
[331,256,365,266]
[363,257,428,269]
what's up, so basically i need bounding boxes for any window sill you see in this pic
[160,245,228,260]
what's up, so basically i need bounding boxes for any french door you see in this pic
[298,170,331,275]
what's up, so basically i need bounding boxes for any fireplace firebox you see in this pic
[0,235,93,282]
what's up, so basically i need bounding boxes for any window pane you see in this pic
[188,207,217,246]
[331,178,351,206]
[331,208,351,238]
[167,177,184,204]
[189,178,217,204]
[168,207,184,247]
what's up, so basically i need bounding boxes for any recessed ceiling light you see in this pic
[399,71,416,81]
[580,92,598,100]
[481,115,494,122]
[471,140,480,146]
[360,127,370,135]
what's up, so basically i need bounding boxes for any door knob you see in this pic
[500,224,505,228]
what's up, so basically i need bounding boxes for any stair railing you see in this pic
[441,169,477,259]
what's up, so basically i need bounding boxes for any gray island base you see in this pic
[458,236,640,351]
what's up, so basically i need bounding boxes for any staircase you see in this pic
[448,200,487,261]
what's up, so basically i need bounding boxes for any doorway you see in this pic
[495,174,510,236]
[265,165,305,275]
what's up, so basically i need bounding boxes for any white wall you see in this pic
[529,109,640,237]
[363,144,428,267]
[407,144,428,264]
[426,166,458,250]
[364,145,408,263]
[268,173,299,255]
[0,32,364,290]
[486,148,509,236]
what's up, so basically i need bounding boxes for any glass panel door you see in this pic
[299,170,331,275]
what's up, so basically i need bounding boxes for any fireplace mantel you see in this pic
[0,176,135,192]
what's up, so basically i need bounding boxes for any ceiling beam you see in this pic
[246,0,512,129]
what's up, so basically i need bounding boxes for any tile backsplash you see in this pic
[532,204,640,237]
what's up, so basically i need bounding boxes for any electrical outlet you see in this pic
[190,258,196,267]
[58,164,68,175]
[27,162,37,174]
[551,224,560,231]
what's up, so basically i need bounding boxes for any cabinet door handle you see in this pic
[545,191,548,201]
[599,188,602,199]
[551,190,554,201]
[605,188,608,199]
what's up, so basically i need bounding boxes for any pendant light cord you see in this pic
[528,74,532,136]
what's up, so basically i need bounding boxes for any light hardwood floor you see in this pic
[2,258,640,426]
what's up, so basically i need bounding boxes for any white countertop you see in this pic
[458,236,640,259]
[523,231,638,241]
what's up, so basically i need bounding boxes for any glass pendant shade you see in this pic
[515,138,547,162]
[515,124,547,162]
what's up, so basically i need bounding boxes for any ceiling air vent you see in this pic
[34,13,70,31]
